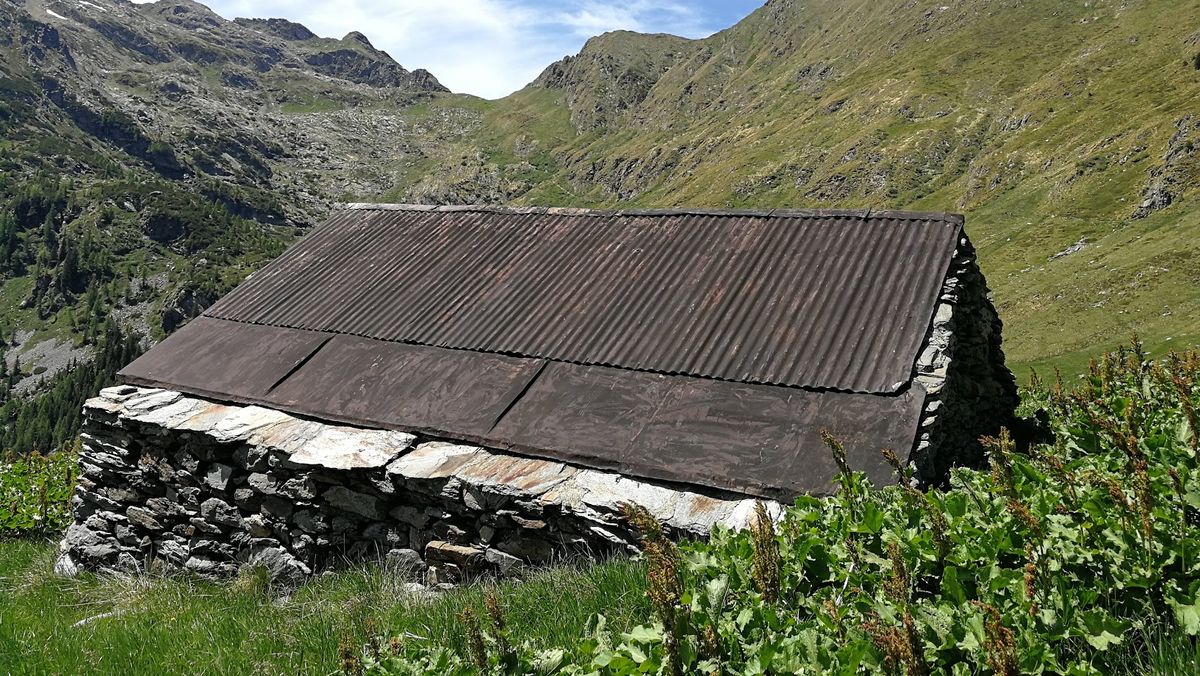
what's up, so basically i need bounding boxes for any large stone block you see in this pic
[323,486,385,520]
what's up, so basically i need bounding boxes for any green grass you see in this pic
[1104,621,1200,676]
[0,539,647,675]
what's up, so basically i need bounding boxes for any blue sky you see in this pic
[193,1,763,98]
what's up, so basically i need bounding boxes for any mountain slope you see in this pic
[393,0,1200,373]
[0,0,452,400]
[2,0,1198,408]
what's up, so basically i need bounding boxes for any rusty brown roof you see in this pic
[205,205,962,394]
[120,205,963,499]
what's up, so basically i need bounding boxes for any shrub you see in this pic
[0,443,78,536]
[356,341,1200,674]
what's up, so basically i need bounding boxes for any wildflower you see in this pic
[622,502,684,676]
[972,602,1019,676]
[750,501,781,603]
[338,633,363,676]
[484,589,514,665]
[459,607,488,671]
[864,611,926,676]
[884,541,911,607]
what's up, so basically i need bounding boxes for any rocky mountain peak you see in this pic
[232,17,316,41]
[342,30,373,49]
[533,30,695,130]
[138,0,225,30]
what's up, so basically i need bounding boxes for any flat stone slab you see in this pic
[288,426,415,471]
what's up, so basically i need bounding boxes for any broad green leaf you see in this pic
[621,625,661,644]
[1077,611,1127,649]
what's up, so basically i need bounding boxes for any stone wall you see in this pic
[57,386,772,583]
[910,234,1019,484]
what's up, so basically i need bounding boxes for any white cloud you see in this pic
[158,0,729,98]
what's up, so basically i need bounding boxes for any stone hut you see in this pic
[58,205,1017,582]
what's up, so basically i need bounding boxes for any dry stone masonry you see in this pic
[910,235,1018,484]
[57,386,774,583]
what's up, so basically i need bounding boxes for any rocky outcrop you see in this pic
[533,31,695,131]
[159,285,218,334]
[1133,114,1199,219]
[3,0,450,224]
[58,386,772,583]
[302,48,446,90]
[232,18,316,41]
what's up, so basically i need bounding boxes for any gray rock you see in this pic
[54,552,80,577]
[386,548,426,572]
[171,451,201,474]
[126,506,164,531]
[209,406,293,445]
[242,545,311,584]
[113,552,142,573]
[77,489,123,512]
[496,534,554,564]
[323,486,385,520]
[286,427,414,471]
[484,548,524,574]
[189,537,236,559]
[175,486,202,510]
[388,505,428,528]
[189,517,224,534]
[99,486,143,503]
[84,451,128,470]
[278,477,315,500]
[463,487,485,511]
[260,496,294,521]
[114,524,138,546]
[233,444,271,472]
[185,556,237,577]
[293,510,330,534]
[158,539,190,564]
[125,389,183,412]
[61,524,119,560]
[205,463,234,492]
[145,497,190,519]
[247,472,280,495]
[242,514,273,538]
[233,488,259,509]
[83,514,113,532]
[200,498,242,528]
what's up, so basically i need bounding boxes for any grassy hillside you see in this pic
[391,0,1200,374]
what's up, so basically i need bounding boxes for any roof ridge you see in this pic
[336,203,965,225]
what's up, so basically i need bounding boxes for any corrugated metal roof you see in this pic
[206,205,961,394]
[119,205,965,499]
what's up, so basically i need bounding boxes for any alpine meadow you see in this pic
[1,0,1200,673]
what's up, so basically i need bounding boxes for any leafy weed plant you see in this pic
[359,341,1200,674]
[0,443,77,536]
